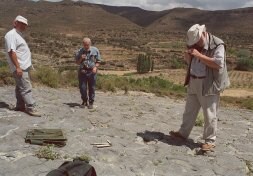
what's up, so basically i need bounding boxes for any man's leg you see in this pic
[201,94,220,145]
[14,71,40,116]
[15,85,25,111]
[87,72,97,108]
[178,93,201,138]
[78,71,88,106]
[14,71,35,106]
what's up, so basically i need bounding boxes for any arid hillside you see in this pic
[0,0,140,34]
[0,0,252,72]
[1,0,253,34]
[147,7,253,34]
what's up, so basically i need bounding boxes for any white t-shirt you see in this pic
[4,28,32,73]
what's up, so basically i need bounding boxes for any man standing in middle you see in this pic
[75,37,102,109]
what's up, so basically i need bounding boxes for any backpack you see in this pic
[46,159,97,176]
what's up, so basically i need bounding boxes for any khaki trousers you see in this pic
[13,70,36,109]
[179,77,220,144]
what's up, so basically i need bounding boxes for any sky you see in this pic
[33,0,253,11]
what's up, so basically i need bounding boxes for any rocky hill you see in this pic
[0,0,253,34]
[0,0,140,34]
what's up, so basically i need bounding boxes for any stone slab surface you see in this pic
[0,86,252,176]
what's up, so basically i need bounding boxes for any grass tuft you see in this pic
[35,145,60,160]
[195,112,204,127]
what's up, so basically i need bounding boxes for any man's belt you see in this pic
[190,74,206,79]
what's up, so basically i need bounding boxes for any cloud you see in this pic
[243,1,253,8]
[34,0,253,11]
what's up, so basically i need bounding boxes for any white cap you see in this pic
[15,15,28,25]
[186,24,206,46]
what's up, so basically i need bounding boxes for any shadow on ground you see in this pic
[0,102,10,109]
[63,103,80,108]
[137,130,200,150]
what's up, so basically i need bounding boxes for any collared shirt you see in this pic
[75,46,102,69]
[4,28,32,73]
[190,33,225,77]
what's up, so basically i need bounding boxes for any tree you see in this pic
[137,54,154,73]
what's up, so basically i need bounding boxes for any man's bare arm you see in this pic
[188,49,221,70]
[8,50,23,77]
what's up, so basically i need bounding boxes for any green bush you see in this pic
[235,57,253,71]
[235,49,253,71]
[237,49,251,59]
[96,74,117,92]
[96,74,186,97]
[171,57,185,69]
[33,66,60,88]
[0,62,14,85]
[227,47,237,57]
[60,70,78,87]
[137,54,154,73]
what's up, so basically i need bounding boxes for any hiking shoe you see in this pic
[80,101,88,108]
[169,131,186,140]
[26,108,41,117]
[14,107,26,112]
[88,103,94,109]
[201,143,215,151]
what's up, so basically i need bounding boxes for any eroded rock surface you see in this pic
[0,86,252,176]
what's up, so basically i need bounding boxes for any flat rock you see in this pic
[0,86,252,176]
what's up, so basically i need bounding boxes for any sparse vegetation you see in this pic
[35,145,60,160]
[32,66,60,88]
[221,96,253,110]
[170,57,185,69]
[96,74,186,97]
[235,49,253,71]
[74,154,91,163]
[195,112,204,127]
[1,61,252,109]
[0,60,14,85]
[235,57,253,71]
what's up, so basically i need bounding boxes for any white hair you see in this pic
[83,37,91,44]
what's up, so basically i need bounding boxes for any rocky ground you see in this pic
[0,86,252,176]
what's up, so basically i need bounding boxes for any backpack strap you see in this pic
[208,33,226,50]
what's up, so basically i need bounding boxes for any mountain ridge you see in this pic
[0,0,252,35]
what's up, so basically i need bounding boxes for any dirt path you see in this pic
[221,89,253,97]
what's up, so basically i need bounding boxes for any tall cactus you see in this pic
[137,54,154,73]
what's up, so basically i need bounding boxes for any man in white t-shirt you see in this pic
[4,15,41,117]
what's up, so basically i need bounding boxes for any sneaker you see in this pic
[201,143,215,151]
[169,131,186,140]
[80,101,88,108]
[26,108,41,117]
